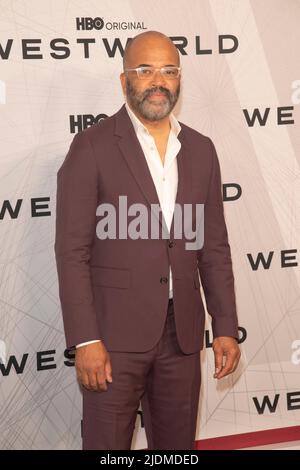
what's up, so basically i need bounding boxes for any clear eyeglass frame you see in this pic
[124,66,181,80]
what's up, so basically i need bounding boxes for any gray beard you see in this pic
[125,80,180,121]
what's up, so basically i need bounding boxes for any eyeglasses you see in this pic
[124,66,181,80]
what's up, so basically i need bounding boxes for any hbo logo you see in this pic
[76,17,104,30]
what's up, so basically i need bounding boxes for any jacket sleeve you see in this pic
[197,137,239,340]
[54,131,101,349]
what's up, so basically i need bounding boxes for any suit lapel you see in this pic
[114,104,192,238]
[169,137,192,241]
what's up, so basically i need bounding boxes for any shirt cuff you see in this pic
[76,340,101,348]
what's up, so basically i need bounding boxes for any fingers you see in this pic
[105,359,113,383]
[78,369,107,392]
[96,367,109,392]
[231,355,240,373]
[77,360,113,392]
[215,350,241,380]
[212,336,241,380]
[213,349,224,378]
[215,353,235,379]
[75,343,113,392]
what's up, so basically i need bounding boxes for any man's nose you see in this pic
[150,69,166,86]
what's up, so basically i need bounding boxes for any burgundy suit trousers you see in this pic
[82,299,201,450]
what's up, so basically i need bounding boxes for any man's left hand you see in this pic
[213,336,241,380]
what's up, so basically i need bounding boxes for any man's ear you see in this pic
[120,72,126,96]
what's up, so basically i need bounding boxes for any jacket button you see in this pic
[168,240,175,248]
[160,277,168,284]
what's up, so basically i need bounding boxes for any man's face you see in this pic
[121,36,181,122]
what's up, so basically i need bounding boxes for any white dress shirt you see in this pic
[76,102,181,348]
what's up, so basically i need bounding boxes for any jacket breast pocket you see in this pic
[91,266,131,289]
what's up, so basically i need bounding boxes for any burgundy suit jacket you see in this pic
[54,103,239,354]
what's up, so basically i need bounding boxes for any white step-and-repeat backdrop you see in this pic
[0,0,299,449]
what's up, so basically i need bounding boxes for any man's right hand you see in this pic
[75,342,113,392]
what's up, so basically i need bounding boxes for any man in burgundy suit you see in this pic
[54,30,240,450]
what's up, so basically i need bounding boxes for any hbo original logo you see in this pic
[76,17,104,30]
